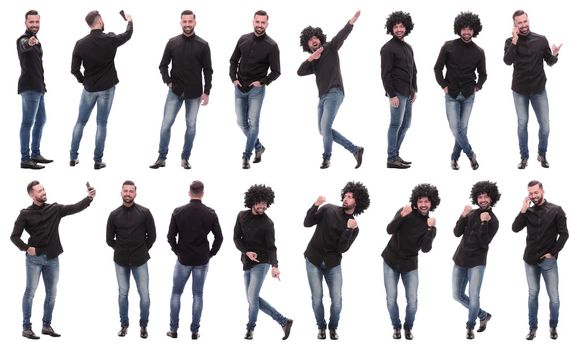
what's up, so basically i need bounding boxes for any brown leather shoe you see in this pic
[41,325,61,337]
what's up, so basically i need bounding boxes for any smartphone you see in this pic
[86,181,91,190]
[119,10,127,21]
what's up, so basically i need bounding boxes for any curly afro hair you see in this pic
[385,11,414,36]
[244,184,275,208]
[470,181,501,207]
[300,26,327,53]
[341,181,370,216]
[409,183,440,211]
[454,11,483,37]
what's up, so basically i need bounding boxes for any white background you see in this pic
[0,0,575,349]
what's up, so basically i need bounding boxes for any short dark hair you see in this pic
[190,180,204,195]
[27,180,40,194]
[410,184,440,211]
[244,184,275,208]
[341,181,370,216]
[513,10,527,20]
[254,10,268,19]
[528,180,543,189]
[470,181,501,207]
[299,26,326,52]
[25,10,39,20]
[122,180,136,190]
[454,11,483,37]
[385,11,414,36]
[181,10,195,18]
[85,10,100,26]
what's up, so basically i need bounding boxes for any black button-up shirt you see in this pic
[229,32,280,91]
[380,37,417,97]
[17,30,46,94]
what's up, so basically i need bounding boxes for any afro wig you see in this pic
[409,183,440,211]
[300,26,327,53]
[470,181,501,207]
[341,181,370,216]
[454,11,483,37]
[244,184,275,208]
[385,11,414,36]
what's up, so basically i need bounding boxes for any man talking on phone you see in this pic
[512,180,568,340]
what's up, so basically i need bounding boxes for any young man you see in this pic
[452,181,500,339]
[434,12,487,170]
[298,11,364,169]
[382,184,439,340]
[303,181,370,339]
[233,184,292,340]
[229,10,280,169]
[10,181,96,339]
[512,180,568,340]
[150,10,213,170]
[106,181,156,339]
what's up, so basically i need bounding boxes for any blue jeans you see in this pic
[70,86,116,162]
[235,86,265,160]
[513,89,549,159]
[317,88,358,160]
[445,93,475,160]
[244,263,287,330]
[383,262,418,330]
[169,261,208,332]
[305,258,342,330]
[22,254,59,330]
[452,264,488,329]
[158,90,201,161]
[115,262,150,327]
[387,94,413,161]
[525,258,559,329]
[20,91,47,161]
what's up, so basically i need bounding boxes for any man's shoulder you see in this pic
[262,34,278,47]
[193,34,209,46]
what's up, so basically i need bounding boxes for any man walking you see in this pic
[17,10,53,169]
[229,10,280,169]
[504,10,562,169]
[150,10,213,170]
[452,181,500,339]
[10,181,96,339]
[434,12,487,170]
[166,180,223,339]
[106,180,156,339]
[304,181,370,339]
[512,180,568,340]
[297,11,364,169]
[70,10,133,169]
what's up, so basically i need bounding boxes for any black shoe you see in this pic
[118,326,128,337]
[329,328,338,340]
[21,160,44,169]
[192,331,199,340]
[181,159,191,170]
[41,325,61,337]
[469,153,479,170]
[149,159,165,169]
[354,147,364,169]
[518,158,528,169]
[94,161,106,170]
[140,327,148,339]
[320,159,330,169]
[242,158,250,169]
[450,159,459,170]
[550,327,558,340]
[404,328,413,340]
[397,156,412,165]
[166,331,177,338]
[317,328,326,340]
[477,313,492,332]
[282,319,293,340]
[387,159,410,169]
[22,329,40,340]
[466,328,475,339]
[244,329,253,340]
[31,155,53,164]
[393,328,401,339]
[526,328,536,340]
[253,146,265,163]
[538,155,550,168]
[70,159,79,167]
